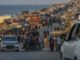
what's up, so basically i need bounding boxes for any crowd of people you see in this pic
[49,34,65,52]
[16,25,42,51]
[40,13,61,27]
[12,13,66,52]
[16,24,66,52]
[0,12,66,52]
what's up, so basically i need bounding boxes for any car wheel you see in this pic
[60,52,64,60]
[25,48,28,51]
[74,56,77,60]
[1,49,4,52]
[60,52,70,60]
[64,58,70,60]
[15,49,19,52]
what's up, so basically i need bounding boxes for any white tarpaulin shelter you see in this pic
[0,15,12,23]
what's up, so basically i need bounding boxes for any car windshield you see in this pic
[66,23,80,41]
[75,24,80,39]
[3,36,17,41]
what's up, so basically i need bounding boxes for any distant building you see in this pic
[48,3,65,12]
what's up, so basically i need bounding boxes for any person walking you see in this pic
[57,35,62,52]
[17,35,21,44]
[23,34,28,51]
[39,37,43,50]
[49,35,54,52]
[23,35,26,49]
[34,36,40,50]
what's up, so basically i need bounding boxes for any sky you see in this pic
[0,0,71,5]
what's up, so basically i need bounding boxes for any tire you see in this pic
[74,56,77,60]
[15,49,19,52]
[1,49,4,52]
[60,52,64,60]
[25,49,28,51]
[25,47,29,51]
[60,52,69,60]
[64,58,70,60]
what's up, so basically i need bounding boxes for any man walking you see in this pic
[57,35,62,52]
[49,35,54,52]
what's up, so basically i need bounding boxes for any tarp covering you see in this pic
[0,15,11,23]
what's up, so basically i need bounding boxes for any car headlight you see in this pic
[1,44,6,47]
[14,44,18,47]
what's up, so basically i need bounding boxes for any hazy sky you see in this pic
[0,0,71,5]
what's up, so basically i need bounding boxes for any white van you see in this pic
[60,21,80,60]
[0,35,19,52]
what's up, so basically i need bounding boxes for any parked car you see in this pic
[0,35,19,52]
[60,21,80,60]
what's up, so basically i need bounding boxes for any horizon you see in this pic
[0,0,71,5]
